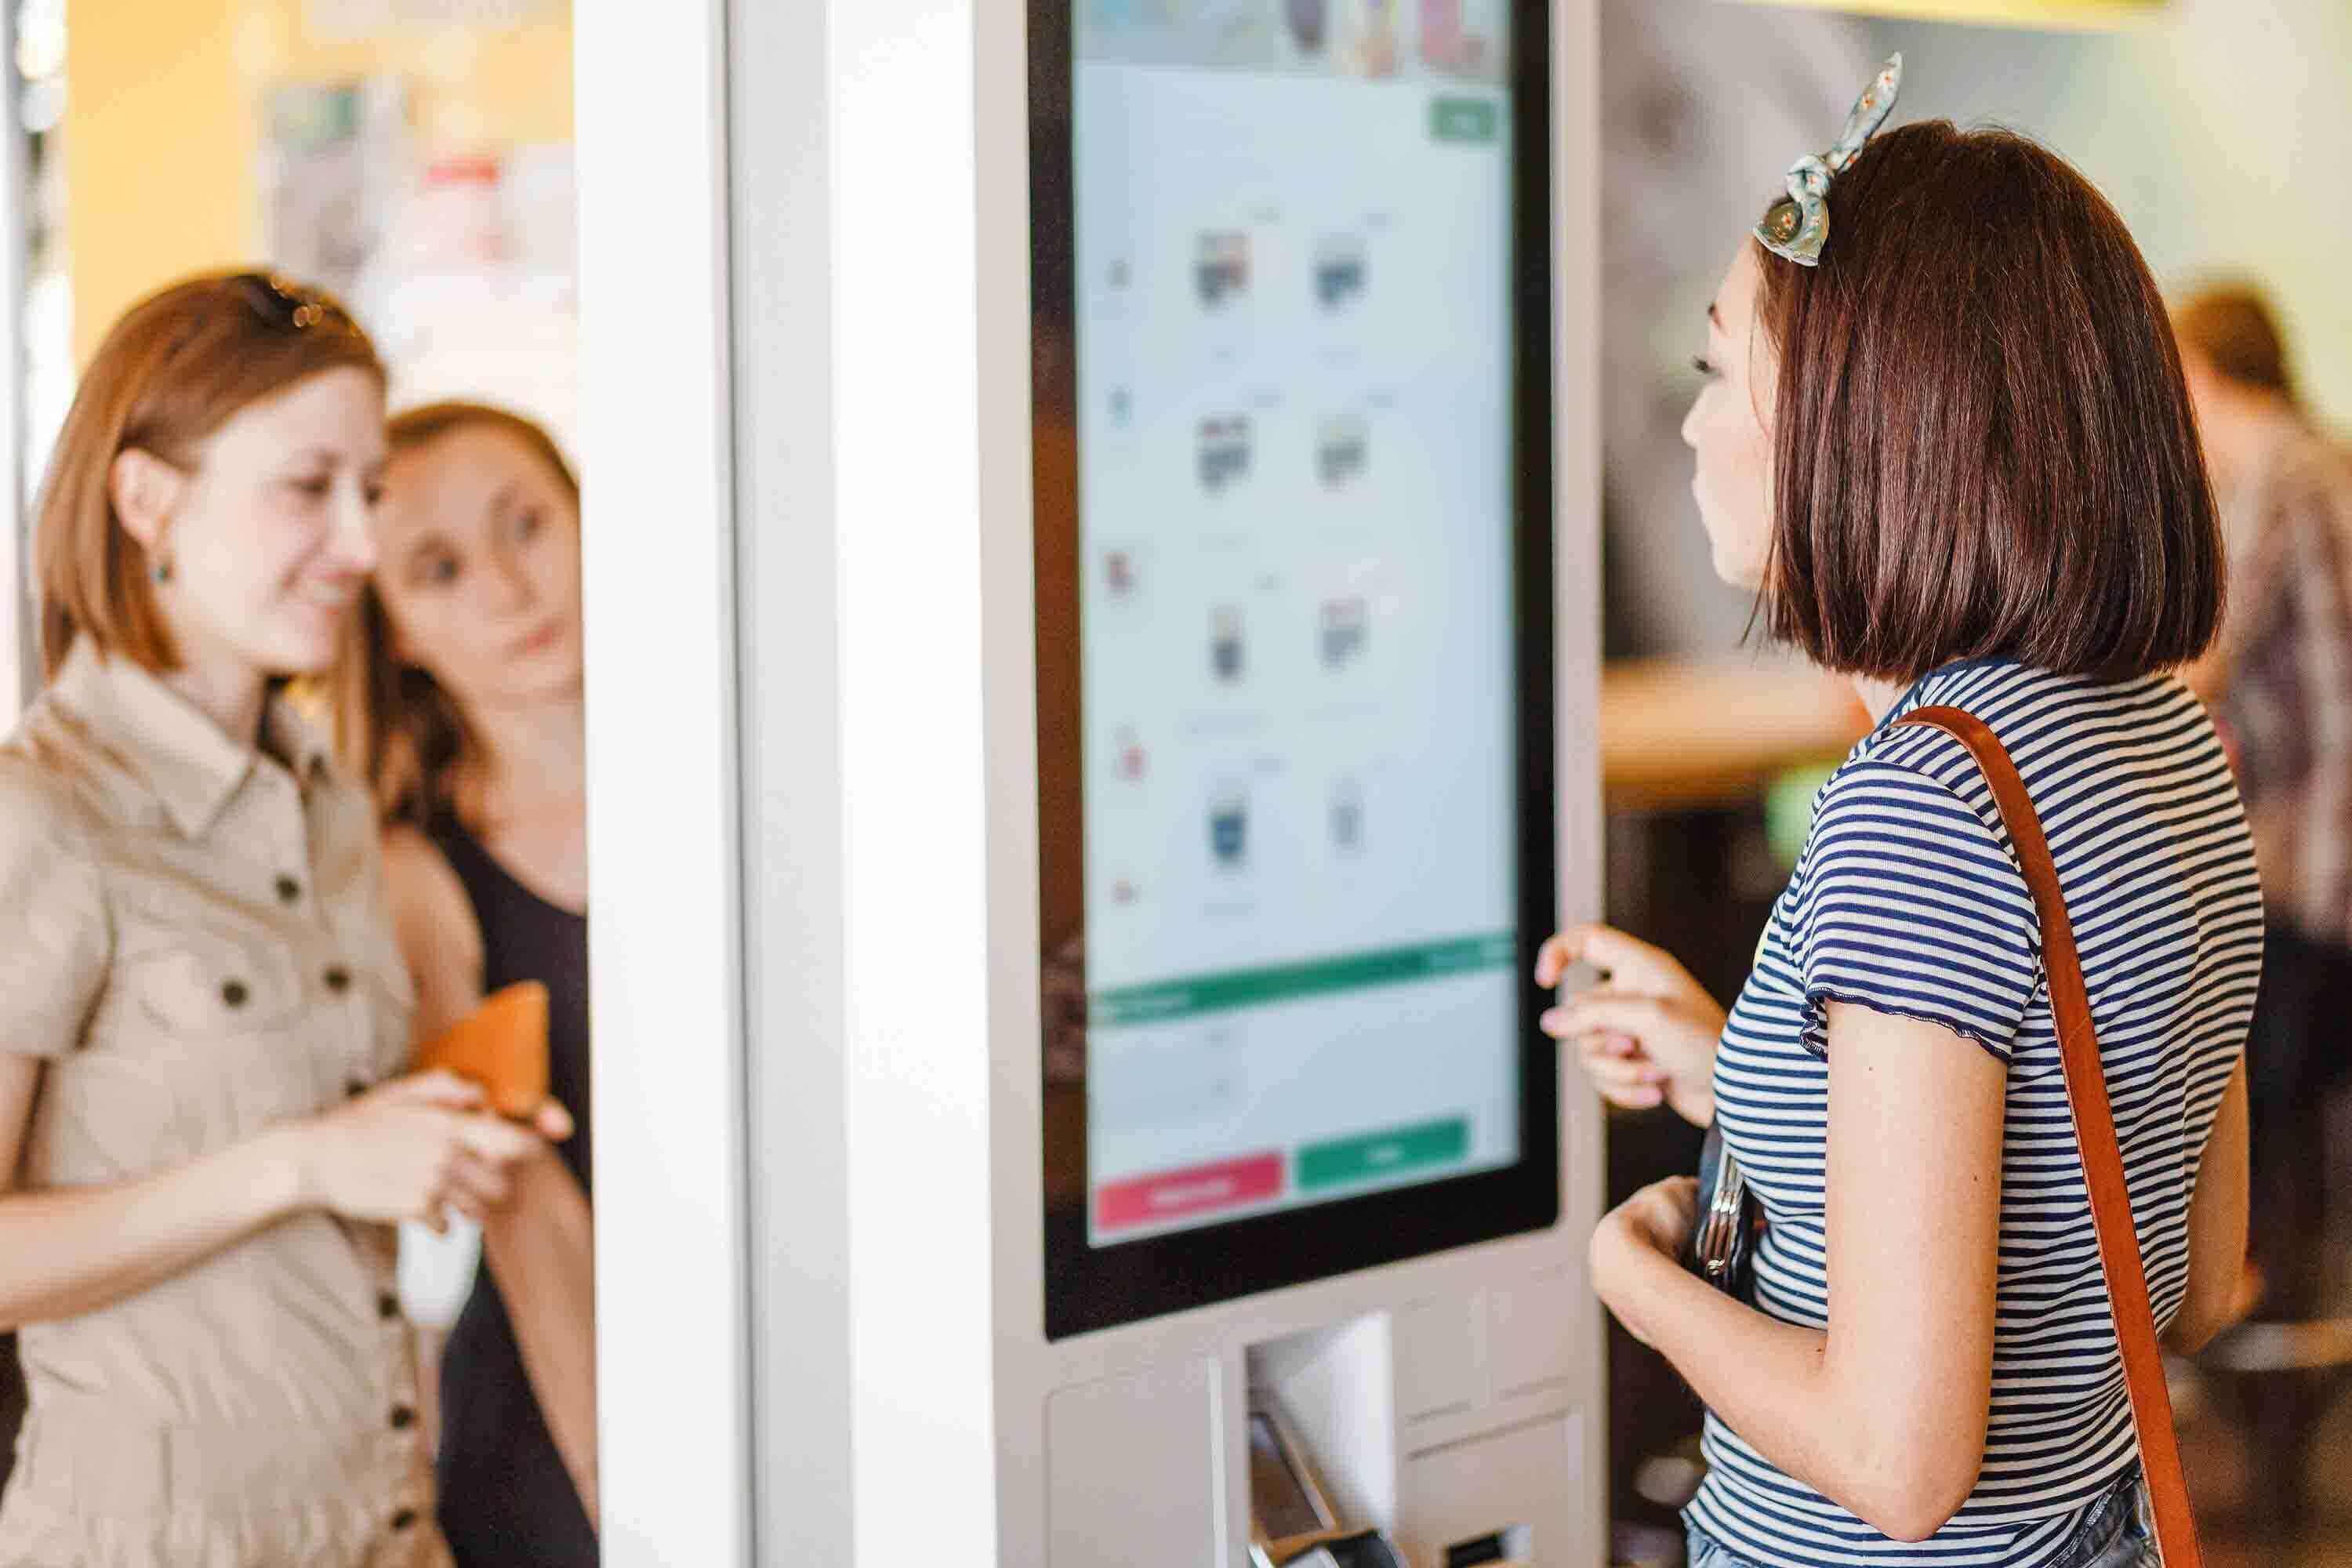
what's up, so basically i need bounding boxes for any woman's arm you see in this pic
[1594,1001,2004,1542]
[481,1151,598,1523]
[0,1054,304,1328]
[383,826,487,1040]
[0,1056,532,1332]
[2163,1057,2249,1354]
[385,825,598,1522]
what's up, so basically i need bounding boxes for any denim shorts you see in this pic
[1685,1468,2159,1568]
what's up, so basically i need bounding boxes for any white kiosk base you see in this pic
[1024,1235,1595,1566]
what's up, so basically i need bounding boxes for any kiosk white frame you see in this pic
[575,2,1603,1560]
[574,4,751,1564]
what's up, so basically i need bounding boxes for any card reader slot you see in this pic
[1443,1523,1530,1567]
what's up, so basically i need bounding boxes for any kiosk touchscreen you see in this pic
[1034,0,1556,1341]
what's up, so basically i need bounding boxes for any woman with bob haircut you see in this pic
[0,273,562,1566]
[1539,64,2256,1568]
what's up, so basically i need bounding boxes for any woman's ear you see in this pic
[109,448,186,555]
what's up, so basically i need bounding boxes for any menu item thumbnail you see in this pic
[1336,0,1401,77]
[1314,234,1369,310]
[1104,546,1138,599]
[1197,414,1254,493]
[1113,725,1149,783]
[1330,775,1365,856]
[1317,413,1369,489]
[1210,604,1247,683]
[1418,0,1500,77]
[1196,230,1251,309]
[1209,784,1250,869]
[1286,0,1327,52]
[1319,597,1368,670]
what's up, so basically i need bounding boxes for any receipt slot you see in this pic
[602,0,1606,1562]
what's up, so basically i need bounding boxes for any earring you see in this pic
[151,555,172,585]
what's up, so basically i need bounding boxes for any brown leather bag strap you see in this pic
[1896,706,2202,1566]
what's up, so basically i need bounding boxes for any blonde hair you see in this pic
[332,401,580,829]
[35,270,383,677]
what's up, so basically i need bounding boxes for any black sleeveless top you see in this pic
[429,821,597,1568]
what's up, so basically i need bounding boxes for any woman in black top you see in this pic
[334,402,597,1567]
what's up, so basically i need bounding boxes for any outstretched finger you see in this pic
[1541,1008,1648,1057]
[1537,924,1690,991]
[1565,925,1691,991]
[1556,993,1670,1042]
[1577,1048,1666,1097]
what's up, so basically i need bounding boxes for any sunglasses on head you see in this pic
[227,271,355,334]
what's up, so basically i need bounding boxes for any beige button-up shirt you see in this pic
[0,641,447,1568]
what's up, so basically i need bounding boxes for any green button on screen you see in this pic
[1296,1116,1471,1192]
[1430,96,1499,144]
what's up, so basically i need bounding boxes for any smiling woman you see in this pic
[0,272,564,1567]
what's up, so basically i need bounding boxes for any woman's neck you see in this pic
[161,650,270,753]
[460,692,589,830]
[1853,674,1907,724]
[450,691,589,912]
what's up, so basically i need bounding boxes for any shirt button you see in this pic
[275,874,302,904]
[221,979,249,1009]
[390,1405,416,1430]
[325,965,352,993]
[378,1291,401,1321]
[391,1508,418,1532]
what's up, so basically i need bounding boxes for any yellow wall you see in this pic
[63,3,252,364]
[64,0,572,363]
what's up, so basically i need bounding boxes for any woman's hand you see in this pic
[1589,1175,1701,1348]
[278,1071,549,1230]
[1536,924,1726,1126]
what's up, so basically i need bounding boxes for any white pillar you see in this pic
[574,4,753,1563]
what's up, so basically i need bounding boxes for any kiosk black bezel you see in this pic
[1033,0,1558,1342]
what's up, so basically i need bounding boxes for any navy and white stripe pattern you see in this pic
[1685,659,2262,1566]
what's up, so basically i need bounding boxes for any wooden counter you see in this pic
[1600,659,1870,813]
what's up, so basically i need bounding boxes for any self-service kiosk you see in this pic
[576,1,1601,1563]
[1014,5,1601,1563]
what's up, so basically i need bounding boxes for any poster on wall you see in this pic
[260,71,581,465]
[257,76,410,305]
[351,145,581,459]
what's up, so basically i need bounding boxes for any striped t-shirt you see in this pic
[1685,659,2262,1566]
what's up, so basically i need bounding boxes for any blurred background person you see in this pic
[2172,285,2352,1530]
[2176,283,2352,1325]
[336,401,597,1567]
[0,272,554,1566]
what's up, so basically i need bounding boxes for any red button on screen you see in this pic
[1094,1151,1284,1232]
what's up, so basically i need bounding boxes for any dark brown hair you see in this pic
[35,271,383,677]
[1752,122,2222,683]
[2173,284,2296,405]
[332,401,580,829]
